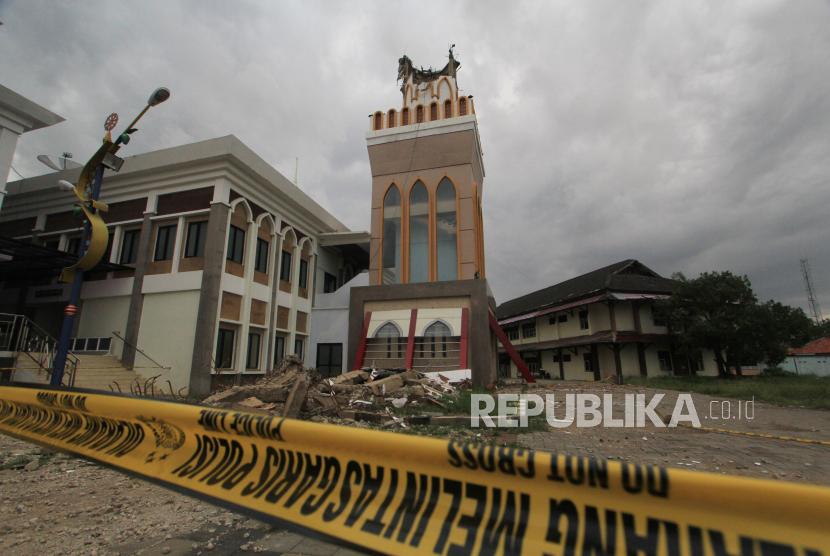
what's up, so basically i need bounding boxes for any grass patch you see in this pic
[0,455,32,470]
[625,375,830,409]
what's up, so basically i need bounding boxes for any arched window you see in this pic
[387,109,397,128]
[381,185,402,284]
[375,322,402,359]
[374,112,382,130]
[416,105,424,123]
[423,321,451,358]
[435,178,458,281]
[444,100,452,119]
[459,97,467,116]
[402,107,410,126]
[430,103,438,121]
[409,181,429,283]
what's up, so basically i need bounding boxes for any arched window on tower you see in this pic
[381,186,402,284]
[402,107,410,126]
[430,103,438,121]
[444,100,452,119]
[375,322,403,359]
[459,97,467,116]
[409,181,429,283]
[387,109,397,128]
[416,105,424,123]
[422,321,451,358]
[435,178,458,281]
[374,112,383,130]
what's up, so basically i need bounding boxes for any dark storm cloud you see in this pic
[2,0,829,312]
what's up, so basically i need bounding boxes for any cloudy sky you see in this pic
[2,1,829,313]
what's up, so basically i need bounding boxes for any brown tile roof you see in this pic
[790,337,830,355]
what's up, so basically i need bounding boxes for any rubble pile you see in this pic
[201,356,472,424]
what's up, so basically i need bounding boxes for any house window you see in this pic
[280,250,292,282]
[402,107,410,126]
[216,329,235,369]
[227,225,245,264]
[119,230,140,264]
[154,224,177,262]
[185,221,208,258]
[549,317,556,325]
[294,338,304,360]
[64,236,80,257]
[246,332,261,369]
[506,327,519,341]
[323,272,337,293]
[416,105,424,123]
[435,178,458,281]
[522,322,536,339]
[553,354,572,363]
[459,97,467,116]
[273,336,285,365]
[444,99,452,118]
[579,310,589,330]
[652,308,666,327]
[423,321,451,358]
[316,343,343,378]
[381,186,402,284]
[254,238,269,273]
[374,112,382,130]
[299,259,309,289]
[658,351,673,373]
[523,353,540,374]
[387,109,397,128]
[409,180,429,283]
[583,352,592,372]
[430,103,438,121]
[376,322,403,359]
[558,315,568,323]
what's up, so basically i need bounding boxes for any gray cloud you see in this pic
[2,0,829,314]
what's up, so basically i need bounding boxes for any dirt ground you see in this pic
[0,384,828,556]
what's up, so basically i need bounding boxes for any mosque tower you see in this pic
[365,48,486,285]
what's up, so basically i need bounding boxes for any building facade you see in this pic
[496,260,720,380]
[0,135,368,394]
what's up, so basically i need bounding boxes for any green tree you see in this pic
[654,271,815,376]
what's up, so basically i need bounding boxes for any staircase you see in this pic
[0,313,79,387]
[67,354,146,392]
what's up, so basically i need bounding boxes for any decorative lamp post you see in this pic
[50,88,170,386]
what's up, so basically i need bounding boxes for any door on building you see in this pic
[316,343,343,378]
[498,354,511,379]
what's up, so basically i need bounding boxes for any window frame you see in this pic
[227,225,246,265]
[184,220,208,258]
[294,338,304,360]
[316,343,343,378]
[273,336,285,366]
[119,229,141,265]
[583,352,593,372]
[444,99,452,119]
[578,310,589,330]
[254,237,269,274]
[154,224,177,262]
[215,328,235,369]
[522,322,537,339]
[280,250,292,282]
[299,258,309,289]
[246,332,261,369]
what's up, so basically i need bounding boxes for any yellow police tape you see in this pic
[1,383,828,555]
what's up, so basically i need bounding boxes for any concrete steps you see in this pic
[12,353,146,391]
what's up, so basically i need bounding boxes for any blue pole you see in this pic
[51,164,105,386]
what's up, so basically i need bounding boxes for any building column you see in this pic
[265,226,282,370]
[557,348,565,380]
[189,202,230,396]
[613,344,623,376]
[591,344,600,381]
[121,213,156,368]
[637,343,648,376]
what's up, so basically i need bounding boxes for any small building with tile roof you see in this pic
[781,338,830,376]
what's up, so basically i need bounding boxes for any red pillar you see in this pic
[489,312,536,383]
[352,311,372,370]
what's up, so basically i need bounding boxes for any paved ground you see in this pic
[0,383,828,555]
[517,383,830,484]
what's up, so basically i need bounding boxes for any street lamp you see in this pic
[50,88,170,386]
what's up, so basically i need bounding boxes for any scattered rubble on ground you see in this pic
[200,356,474,427]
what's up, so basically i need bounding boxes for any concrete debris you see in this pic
[200,356,470,422]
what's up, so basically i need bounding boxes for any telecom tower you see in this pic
[800,258,823,323]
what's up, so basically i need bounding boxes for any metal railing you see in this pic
[0,313,79,387]
[111,331,169,369]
